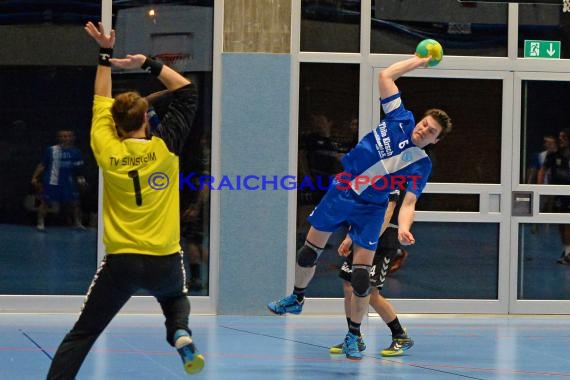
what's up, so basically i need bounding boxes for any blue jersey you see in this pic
[42,145,84,187]
[340,92,431,203]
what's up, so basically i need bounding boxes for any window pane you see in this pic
[394,77,502,184]
[417,194,480,212]
[518,4,570,59]
[301,0,360,52]
[520,80,570,186]
[297,63,359,279]
[309,222,500,299]
[540,196,570,213]
[518,223,570,300]
[387,222,499,299]
[0,3,214,297]
[372,0,508,56]
[0,67,98,295]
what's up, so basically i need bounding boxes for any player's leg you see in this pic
[46,256,136,379]
[555,197,570,263]
[342,279,352,320]
[369,288,414,356]
[557,221,570,264]
[330,254,353,353]
[339,245,374,360]
[70,199,85,229]
[347,249,374,323]
[60,182,85,229]
[367,243,398,323]
[153,252,204,375]
[268,184,350,315]
[37,200,48,231]
[36,186,51,231]
[267,226,331,315]
[340,202,386,359]
[293,227,331,294]
[329,278,367,354]
[369,230,413,356]
[369,288,395,321]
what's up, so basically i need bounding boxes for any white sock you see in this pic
[175,335,192,349]
[565,246,570,256]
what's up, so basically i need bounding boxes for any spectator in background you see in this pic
[181,133,211,293]
[527,134,557,185]
[539,129,570,264]
[31,129,86,231]
[298,113,345,206]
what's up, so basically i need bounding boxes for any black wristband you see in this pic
[98,48,113,67]
[141,57,164,77]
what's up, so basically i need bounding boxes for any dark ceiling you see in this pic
[0,0,213,25]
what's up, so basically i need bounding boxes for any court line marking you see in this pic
[219,324,486,380]
[20,329,53,360]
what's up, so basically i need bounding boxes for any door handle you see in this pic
[512,191,533,217]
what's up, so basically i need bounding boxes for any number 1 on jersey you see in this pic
[128,170,142,206]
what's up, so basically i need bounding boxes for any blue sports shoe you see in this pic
[174,330,205,375]
[267,294,304,315]
[329,335,366,354]
[342,332,363,360]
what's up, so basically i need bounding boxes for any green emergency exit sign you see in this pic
[524,40,561,59]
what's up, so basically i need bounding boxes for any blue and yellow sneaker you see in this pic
[342,332,363,360]
[174,330,205,375]
[267,294,304,315]
[380,329,414,357]
[329,335,366,354]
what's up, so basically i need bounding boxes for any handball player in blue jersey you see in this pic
[268,55,452,360]
[31,130,86,231]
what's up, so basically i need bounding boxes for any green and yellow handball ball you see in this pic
[415,39,443,67]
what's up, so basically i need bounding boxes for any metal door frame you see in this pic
[509,72,570,314]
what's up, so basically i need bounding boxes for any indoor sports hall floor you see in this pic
[2,313,570,379]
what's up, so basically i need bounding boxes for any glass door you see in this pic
[299,66,514,314]
[510,73,570,314]
[371,68,514,314]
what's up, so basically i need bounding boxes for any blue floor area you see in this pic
[0,224,97,295]
[518,224,570,300]
[2,313,570,379]
[0,223,209,296]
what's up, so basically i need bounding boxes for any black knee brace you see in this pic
[352,265,371,297]
[297,243,322,267]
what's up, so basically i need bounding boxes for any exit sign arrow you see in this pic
[547,43,556,56]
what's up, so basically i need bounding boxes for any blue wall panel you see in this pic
[219,53,291,314]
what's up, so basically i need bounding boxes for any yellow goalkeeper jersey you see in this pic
[91,95,180,255]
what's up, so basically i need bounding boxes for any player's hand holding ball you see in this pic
[415,39,443,67]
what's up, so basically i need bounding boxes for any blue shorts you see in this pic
[42,183,79,203]
[307,182,387,251]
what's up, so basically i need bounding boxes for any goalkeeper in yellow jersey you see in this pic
[47,22,204,378]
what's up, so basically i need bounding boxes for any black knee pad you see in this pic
[352,265,371,297]
[297,244,320,267]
